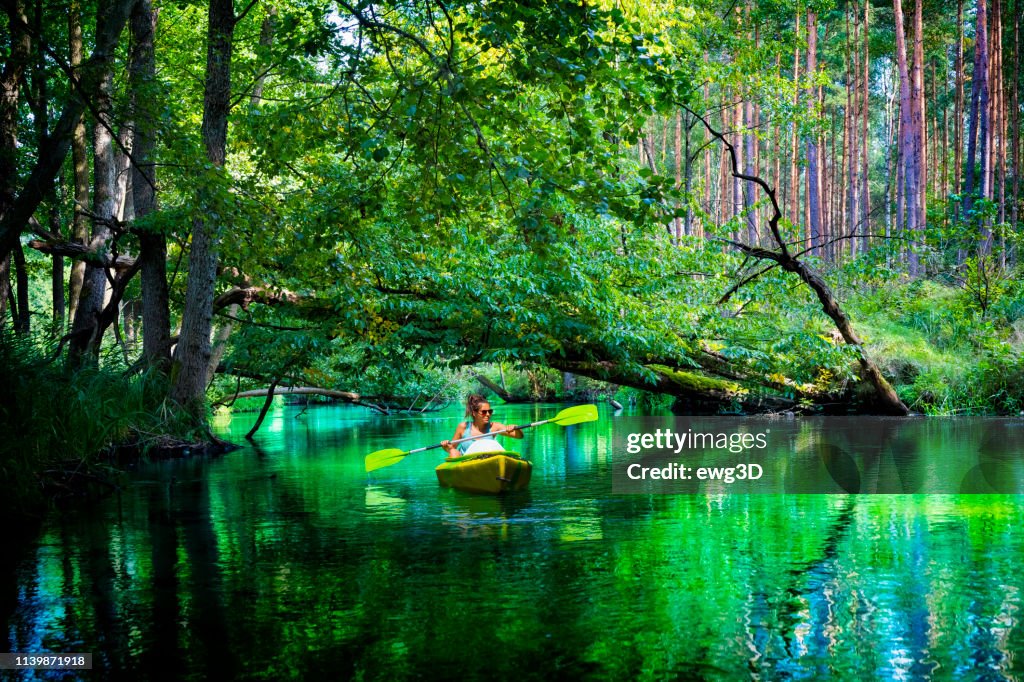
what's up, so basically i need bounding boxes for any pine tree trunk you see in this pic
[884,78,896,253]
[954,0,965,222]
[965,0,988,222]
[992,0,1005,232]
[895,99,904,239]
[1012,3,1020,261]
[674,108,682,240]
[806,10,823,255]
[744,97,758,245]
[894,0,917,273]
[790,7,801,232]
[860,0,870,253]
[845,4,857,253]
[978,0,993,252]
[733,96,744,243]
[911,0,927,267]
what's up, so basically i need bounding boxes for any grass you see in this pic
[848,279,1024,415]
[0,333,202,520]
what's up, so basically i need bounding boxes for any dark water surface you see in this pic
[4,405,1024,680]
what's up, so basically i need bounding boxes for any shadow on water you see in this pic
[776,498,859,676]
[13,463,244,681]
[142,484,184,680]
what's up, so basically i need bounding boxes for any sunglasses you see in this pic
[476,409,494,415]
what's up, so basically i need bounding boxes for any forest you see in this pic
[0,0,1022,509]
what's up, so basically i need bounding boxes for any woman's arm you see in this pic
[441,423,466,457]
[494,422,524,439]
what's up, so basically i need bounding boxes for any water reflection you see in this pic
[2,406,1024,679]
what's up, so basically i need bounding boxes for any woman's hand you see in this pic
[501,424,524,438]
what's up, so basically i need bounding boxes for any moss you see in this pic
[646,364,743,395]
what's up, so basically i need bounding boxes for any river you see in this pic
[3,404,1023,679]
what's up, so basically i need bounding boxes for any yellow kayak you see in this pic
[435,451,532,494]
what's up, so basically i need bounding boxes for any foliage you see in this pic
[3,0,1023,464]
[0,332,202,518]
[848,270,1024,415]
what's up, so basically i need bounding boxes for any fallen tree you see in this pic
[199,276,880,415]
[684,105,909,416]
[548,359,797,414]
[229,386,361,401]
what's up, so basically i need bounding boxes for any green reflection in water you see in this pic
[2,404,1024,680]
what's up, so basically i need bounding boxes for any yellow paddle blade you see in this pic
[550,404,599,426]
[365,448,410,472]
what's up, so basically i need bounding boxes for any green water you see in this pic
[4,404,1024,680]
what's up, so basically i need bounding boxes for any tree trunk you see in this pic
[12,242,29,333]
[206,303,239,386]
[953,0,964,222]
[978,0,993,253]
[250,7,277,105]
[895,101,905,237]
[893,0,918,273]
[0,0,32,296]
[965,0,988,222]
[68,15,119,363]
[171,0,236,415]
[733,93,744,243]
[476,373,517,402]
[845,4,857,252]
[884,77,896,255]
[229,386,360,402]
[1012,3,1020,259]
[744,97,759,245]
[992,0,1005,235]
[911,0,927,250]
[805,10,822,255]
[790,7,801,233]
[860,0,870,253]
[0,255,10,324]
[67,0,90,326]
[674,108,682,240]
[685,115,697,238]
[130,0,171,370]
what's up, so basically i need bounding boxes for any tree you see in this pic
[170,0,237,413]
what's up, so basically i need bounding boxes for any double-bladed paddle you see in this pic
[364,403,599,472]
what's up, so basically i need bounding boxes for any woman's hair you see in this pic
[465,393,489,416]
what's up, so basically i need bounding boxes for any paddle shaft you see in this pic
[407,417,553,455]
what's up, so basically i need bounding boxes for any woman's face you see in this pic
[475,402,493,424]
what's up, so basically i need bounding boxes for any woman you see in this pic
[441,394,523,458]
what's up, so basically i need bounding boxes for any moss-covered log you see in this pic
[548,360,797,414]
